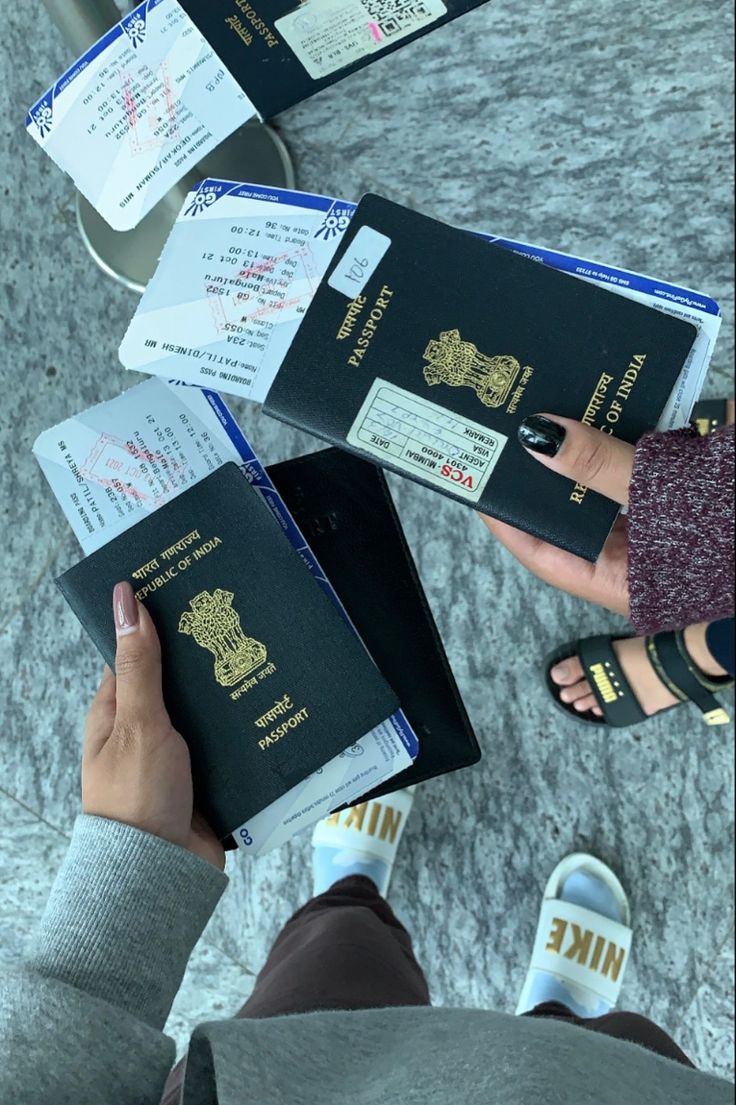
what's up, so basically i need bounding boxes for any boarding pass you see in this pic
[26,0,254,230]
[33,378,417,853]
[120,181,721,428]
[119,181,355,400]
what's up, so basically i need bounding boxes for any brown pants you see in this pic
[161,875,692,1103]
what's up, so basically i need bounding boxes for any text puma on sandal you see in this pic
[545,630,733,728]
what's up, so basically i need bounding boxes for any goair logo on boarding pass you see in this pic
[347,379,507,503]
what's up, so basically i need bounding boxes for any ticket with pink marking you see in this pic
[32,378,244,555]
[32,378,417,849]
[119,179,356,401]
[26,0,254,231]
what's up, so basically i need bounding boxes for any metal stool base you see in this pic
[76,121,296,293]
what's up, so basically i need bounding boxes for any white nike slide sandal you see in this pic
[516,853,632,1016]
[312,787,415,897]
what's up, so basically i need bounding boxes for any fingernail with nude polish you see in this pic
[113,582,140,636]
[518,415,567,457]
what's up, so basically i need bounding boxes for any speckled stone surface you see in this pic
[0,0,733,1081]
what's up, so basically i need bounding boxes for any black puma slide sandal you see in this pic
[544,632,733,729]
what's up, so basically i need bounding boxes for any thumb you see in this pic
[517,414,635,506]
[112,581,165,722]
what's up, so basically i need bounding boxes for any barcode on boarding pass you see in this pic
[347,379,507,503]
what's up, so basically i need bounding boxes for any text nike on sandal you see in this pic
[517,853,632,1017]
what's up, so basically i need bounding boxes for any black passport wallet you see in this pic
[56,462,398,840]
[267,448,480,801]
[263,194,698,562]
[178,0,488,118]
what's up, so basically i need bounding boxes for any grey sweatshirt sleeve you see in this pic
[0,814,228,1105]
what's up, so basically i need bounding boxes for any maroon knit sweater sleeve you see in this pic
[627,424,735,634]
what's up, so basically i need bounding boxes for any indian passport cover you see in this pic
[56,462,399,840]
[263,194,698,561]
[268,447,480,800]
[177,0,489,119]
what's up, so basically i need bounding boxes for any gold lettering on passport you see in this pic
[191,537,222,560]
[134,565,178,599]
[336,294,367,340]
[582,373,615,428]
[225,15,253,45]
[569,482,588,506]
[226,1,279,48]
[230,675,258,698]
[134,534,222,599]
[570,354,648,505]
[346,286,394,367]
[132,556,160,580]
[505,365,535,415]
[178,588,268,687]
[230,660,277,701]
[614,353,647,403]
[160,529,201,561]
[422,329,528,409]
[256,695,310,750]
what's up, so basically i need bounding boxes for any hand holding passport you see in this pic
[34,180,718,856]
[36,381,479,852]
[263,194,699,562]
[118,183,709,560]
[83,585,228,872]
[59,462,400,841]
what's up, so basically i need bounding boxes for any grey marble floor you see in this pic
[1,0,734,1081]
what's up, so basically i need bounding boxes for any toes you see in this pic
[550,655,585,686]
[573,693,599,714]
[559,678,593,705]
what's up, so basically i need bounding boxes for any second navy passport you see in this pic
[56,463,398,841]
[178,0,489,118]
[264,194,698,561]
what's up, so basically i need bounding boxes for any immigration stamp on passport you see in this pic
[347,378,507,503]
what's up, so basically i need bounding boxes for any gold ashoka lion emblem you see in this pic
[422,329,523,408]
[178,588,267,688]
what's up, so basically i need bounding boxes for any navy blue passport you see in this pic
[178,0,489,118]
[263,194,698,561]
[55,463,399,840]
